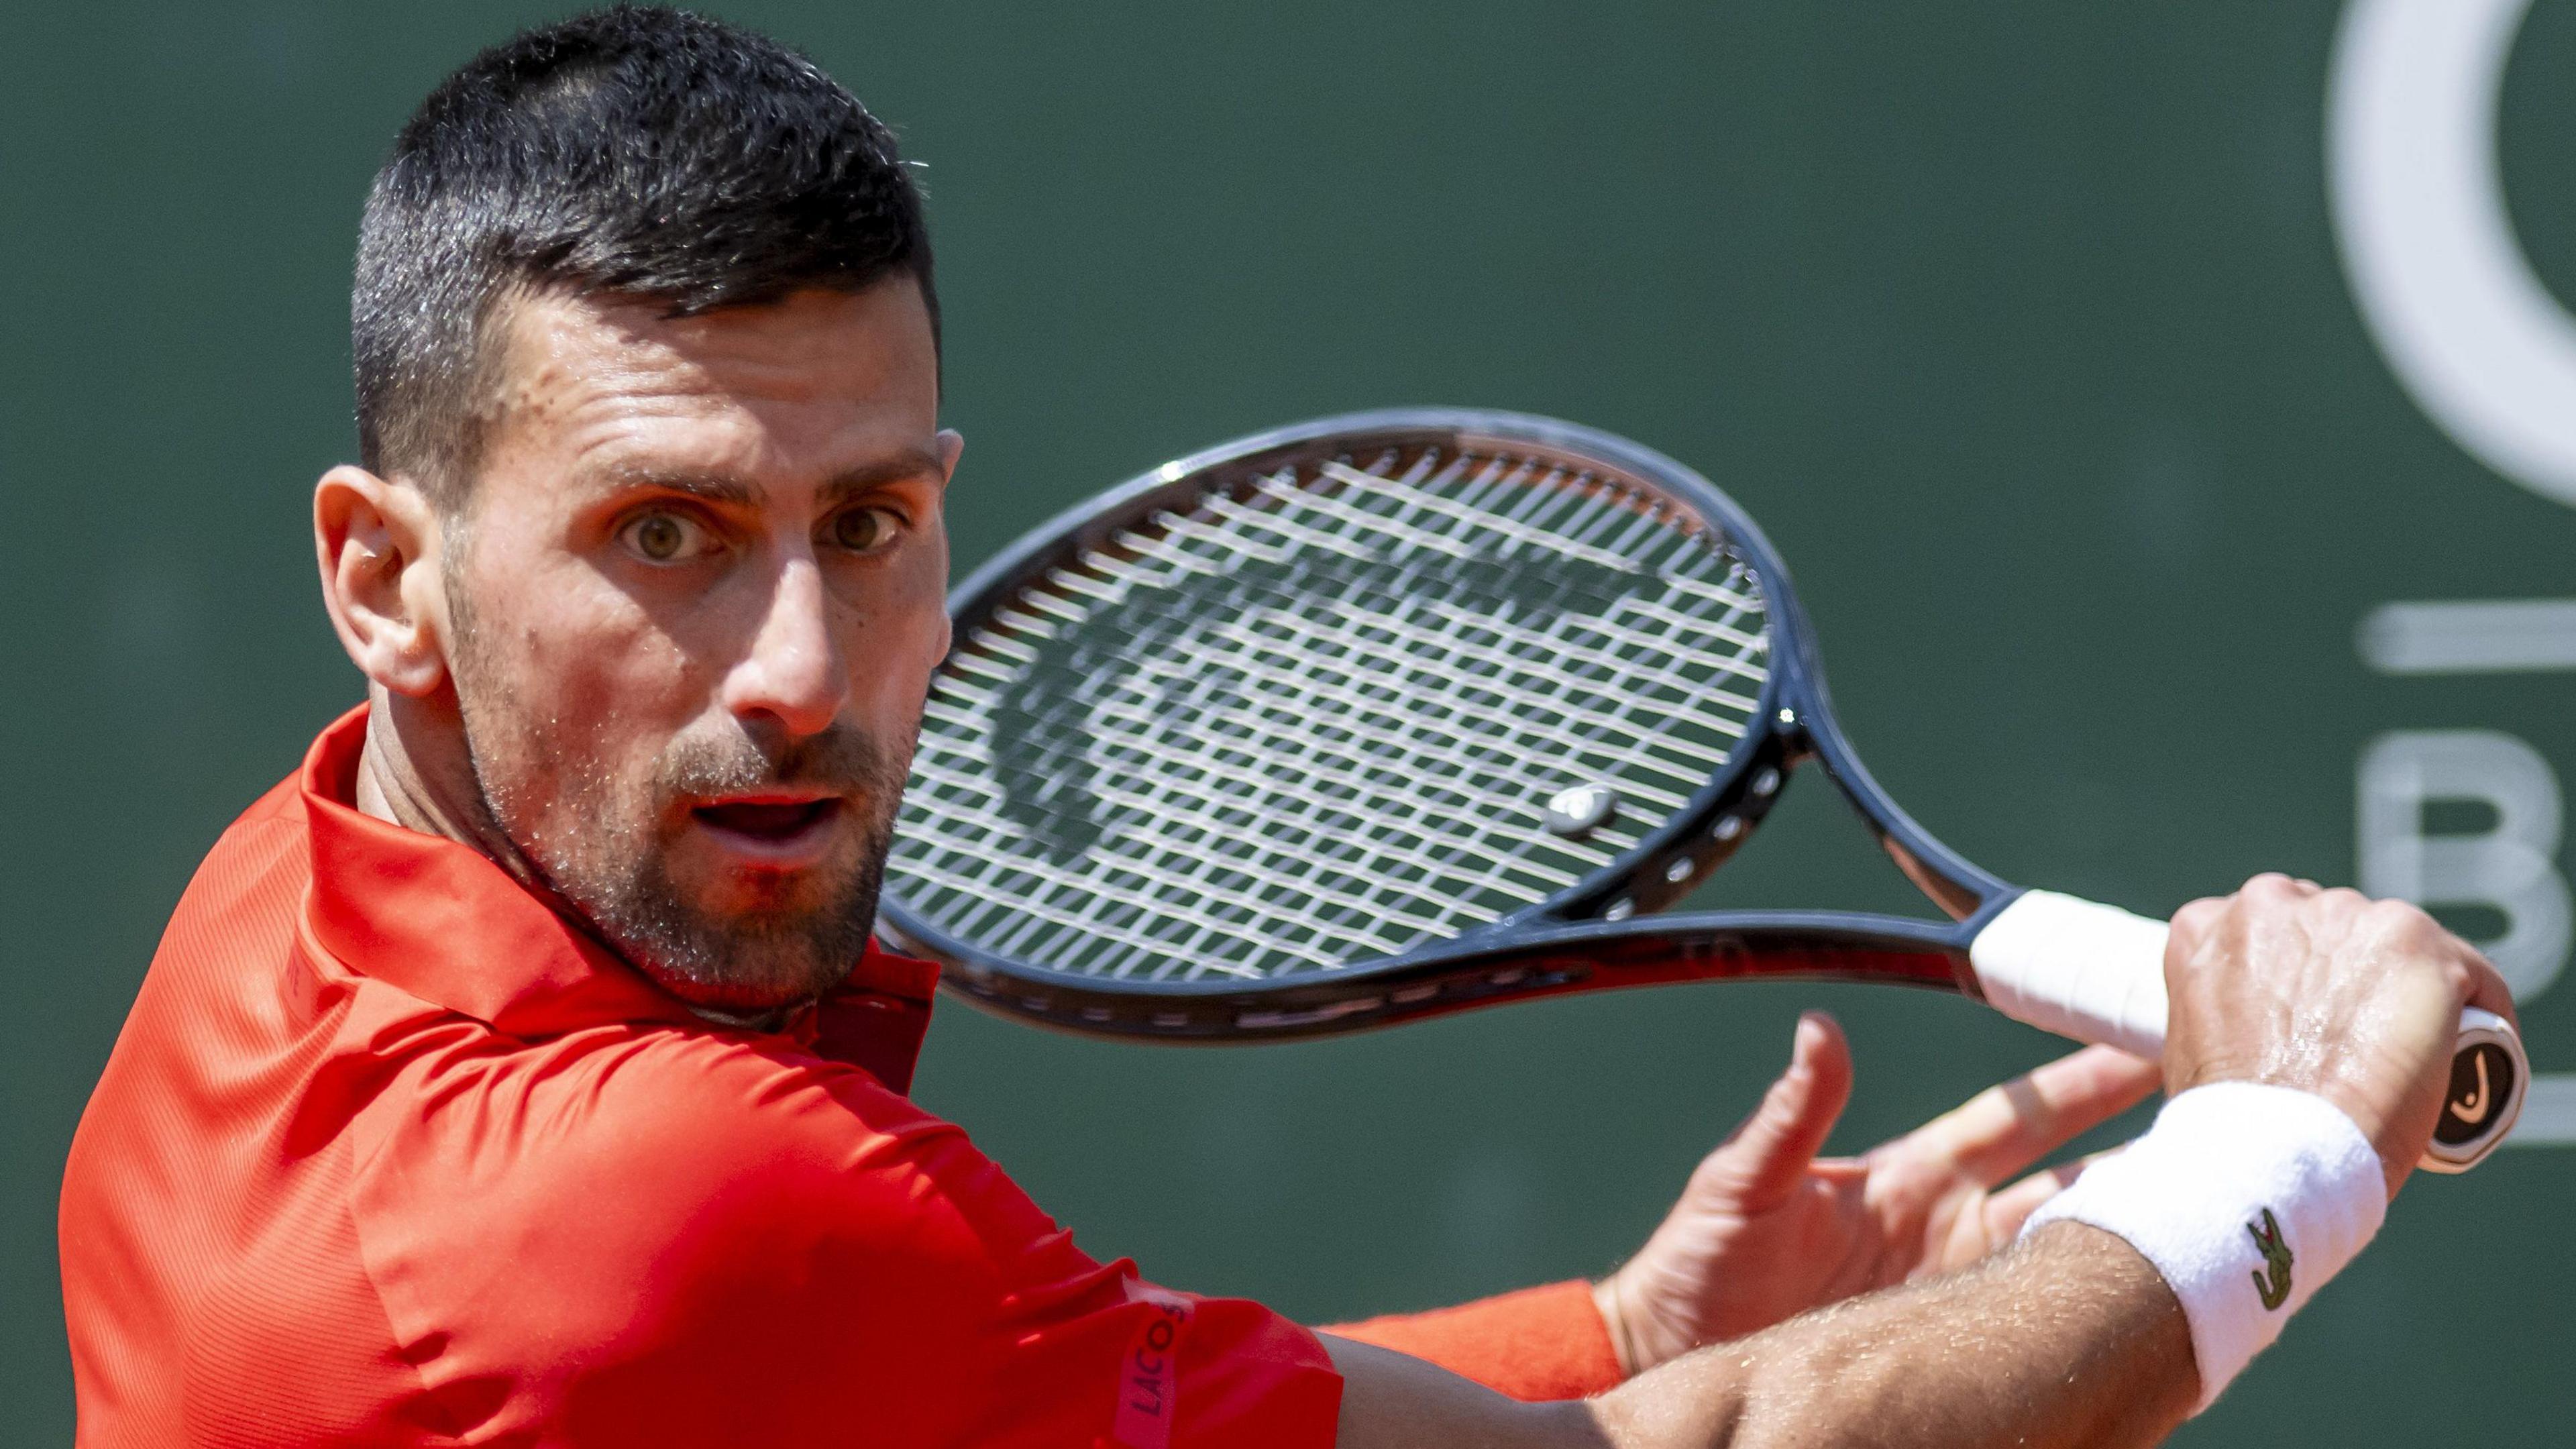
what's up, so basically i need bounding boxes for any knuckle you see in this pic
[2168,896,2225,941]
[2451,937,2506,987]
[2243,873,2322,911]
[2443,958,2477,999]
[2361,896,2434,936]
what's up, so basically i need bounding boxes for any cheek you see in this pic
[471,564,707,788]
[841,548,951,717]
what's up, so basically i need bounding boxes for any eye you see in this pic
[828,506,904,553]
[621,510,716,564]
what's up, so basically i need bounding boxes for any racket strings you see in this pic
[911,463,1758,977]
[922,523,1752,973]
[891,441,1772,982]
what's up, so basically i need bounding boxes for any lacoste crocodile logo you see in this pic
[2247,1208,2294,1311]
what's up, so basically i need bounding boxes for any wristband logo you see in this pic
[2247,1209,2295,1312]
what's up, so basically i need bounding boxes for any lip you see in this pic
[685,794,847,867]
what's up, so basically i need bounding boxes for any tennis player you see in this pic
[59,9,2513,1447]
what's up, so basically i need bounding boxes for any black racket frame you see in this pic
[875,409,2032,1041]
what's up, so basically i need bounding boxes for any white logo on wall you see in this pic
[2330,0,2576,1135]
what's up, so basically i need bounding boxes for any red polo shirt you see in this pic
[62,708,1623,1446]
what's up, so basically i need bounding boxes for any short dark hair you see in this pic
[353,5,937,502]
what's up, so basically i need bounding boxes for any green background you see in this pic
[5,2,2572,1442]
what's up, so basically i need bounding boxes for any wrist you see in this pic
[2168,1064,2410,1199]
[2022,1081,2386,1411]
[1592,1273,1640,1378]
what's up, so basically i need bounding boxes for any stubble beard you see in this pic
[445,579,910,1012]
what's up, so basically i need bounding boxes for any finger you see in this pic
[1713,1011,1855,1212]
[1981,1146,2124,1240]
[1906,1044,2161,1188]
[2459,947,2520,1026]
[2369,897,2519,1026]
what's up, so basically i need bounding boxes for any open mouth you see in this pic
[691,798,842,845]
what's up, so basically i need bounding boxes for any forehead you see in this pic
[484,280,940,478]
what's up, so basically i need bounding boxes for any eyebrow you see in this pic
[578,446,947,508]
[818,447,950,506]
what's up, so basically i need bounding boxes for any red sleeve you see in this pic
[354,1030,1342,1448]
[1324,1280,1626,1401]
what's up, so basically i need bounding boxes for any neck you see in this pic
[354,687,556,904]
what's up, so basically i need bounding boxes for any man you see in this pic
[58,9,2512,1447]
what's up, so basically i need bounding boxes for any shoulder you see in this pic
[547,1026,1016,1209]
[358,1020,1084,1330]
[317,1023,1049,1438]
[160,769,310,940]
[351,1023,1102,1439]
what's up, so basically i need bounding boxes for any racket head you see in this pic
[878,409,1832,1035]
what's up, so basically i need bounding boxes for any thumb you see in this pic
[1711,1011,1854,1212]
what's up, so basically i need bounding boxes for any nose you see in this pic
[721,546,844,741]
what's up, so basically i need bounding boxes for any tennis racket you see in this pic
[876,408,2524,1171]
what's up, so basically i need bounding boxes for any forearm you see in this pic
[1593,1222,2193,1449]
[1330,1222,2195,1449]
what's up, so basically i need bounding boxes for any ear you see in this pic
[314,466,451,697]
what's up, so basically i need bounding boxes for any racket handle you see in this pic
[1967,890,2526,1173]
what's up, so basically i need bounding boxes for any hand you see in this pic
[1595,1012,2158,1374]
[2162,873,2518,1197]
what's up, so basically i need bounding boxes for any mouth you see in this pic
[688,796,846,860]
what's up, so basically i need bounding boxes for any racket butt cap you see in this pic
[2418,1007,2522,1173]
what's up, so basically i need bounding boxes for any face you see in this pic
[439,281,958,1012]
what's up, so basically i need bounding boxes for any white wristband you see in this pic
[2021,1082,2386,1411]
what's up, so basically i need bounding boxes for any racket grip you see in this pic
[1966,890,2526,1173]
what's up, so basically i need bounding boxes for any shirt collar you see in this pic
[297,706,938,1078]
